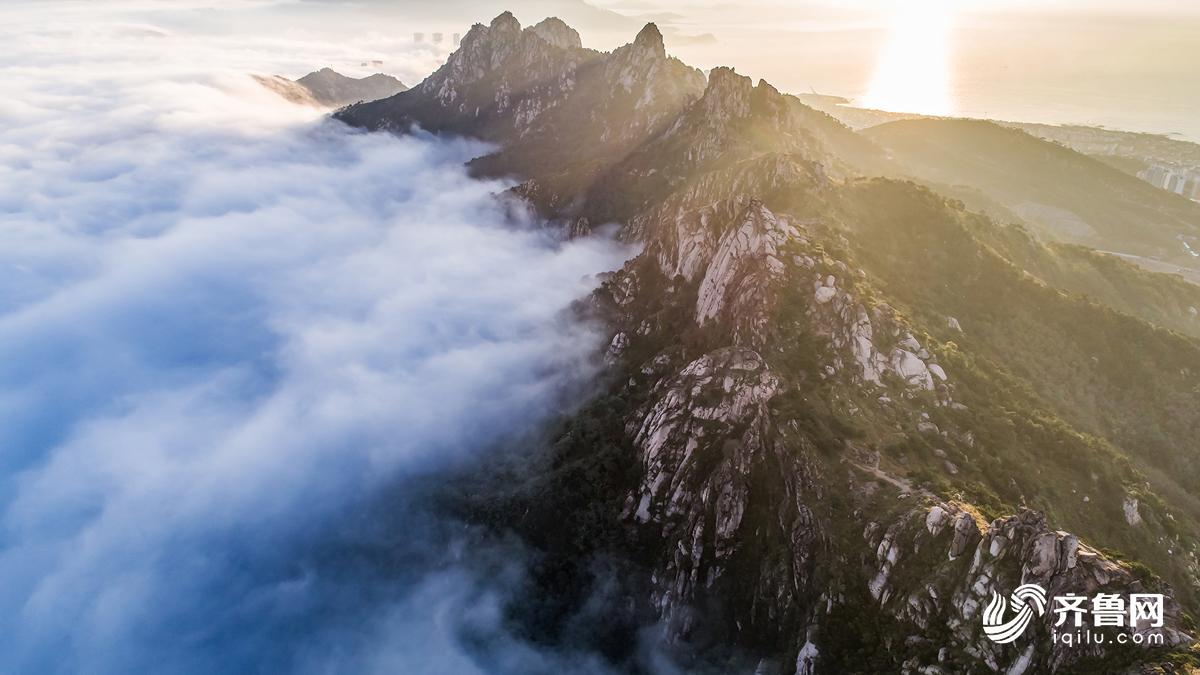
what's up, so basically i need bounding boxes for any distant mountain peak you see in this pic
[338,12,704,160]
[529,17,582,50]
[489,10,521,34]
[633,22,665,58]
[259,68,406,108]
[693,66,754,123]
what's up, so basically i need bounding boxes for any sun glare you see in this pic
[861,0,954,116]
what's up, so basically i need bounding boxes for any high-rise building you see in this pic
[1168,173,1186,194]
[1143,165,1168,188]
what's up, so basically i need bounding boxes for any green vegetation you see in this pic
[823,178,1200,606]
[866,119,1200,266]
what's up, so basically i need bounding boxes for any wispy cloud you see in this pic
[0,6,628,672]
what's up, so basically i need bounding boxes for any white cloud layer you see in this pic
[0,5,629,672]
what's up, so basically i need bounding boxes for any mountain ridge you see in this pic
[337,12,1200,674]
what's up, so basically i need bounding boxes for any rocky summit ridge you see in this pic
[337,12,1200,674]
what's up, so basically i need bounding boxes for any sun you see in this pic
[861,0,955,116]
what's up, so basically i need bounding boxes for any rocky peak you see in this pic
[489,10,521,35]
[337,12,705,189]
[700,66,754,121]
[633,22,666,58]
[749,78,794,119]
[528,17,582,50]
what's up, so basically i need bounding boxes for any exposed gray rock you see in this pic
[528,17,582,50]
[795,634,819,675]
[605,331,629,362]
[624,345,822,640]
[862,504,1193,672]
[694,201,797,345]
[633,22,666,59]
[1124,496,1142,526]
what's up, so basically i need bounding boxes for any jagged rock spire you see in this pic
[699,66,754,120]
[634,22,665,58]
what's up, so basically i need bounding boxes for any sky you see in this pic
[590,0,1200,137]
[14,0,1192,135]
[61,0,1190,138]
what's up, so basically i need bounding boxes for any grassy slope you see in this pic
[865,119,1200,265]
[817,178,1200,605]
[975,221,1200,339]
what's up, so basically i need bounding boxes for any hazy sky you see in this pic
[15,0,1194,119]
[28,0,1186,136]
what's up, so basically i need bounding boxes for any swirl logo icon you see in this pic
[982,584,1048,643]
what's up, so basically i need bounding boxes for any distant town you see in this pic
[1015,123,1200,203]
[1140,164,1200,202]
[795,93,1200,205]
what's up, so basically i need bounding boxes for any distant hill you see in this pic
[1004,121,1200,168]
[866,118,1200,266]
[295,68,407,107]
[794,92,927,130]
[254,68,406,108]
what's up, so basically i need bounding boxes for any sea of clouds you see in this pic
[0,3,636,673]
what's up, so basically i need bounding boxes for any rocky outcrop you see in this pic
[528,16,582,50]
[624,346,823,642]
[801,254,953,399]
[337,13,705,213]
[694,201,799,346]
[1124,496,1143,527]
[859,503,1193,673]
[631,22,666,59]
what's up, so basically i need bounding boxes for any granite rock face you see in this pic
[862,504,1192,674]
[337,14,705,215]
